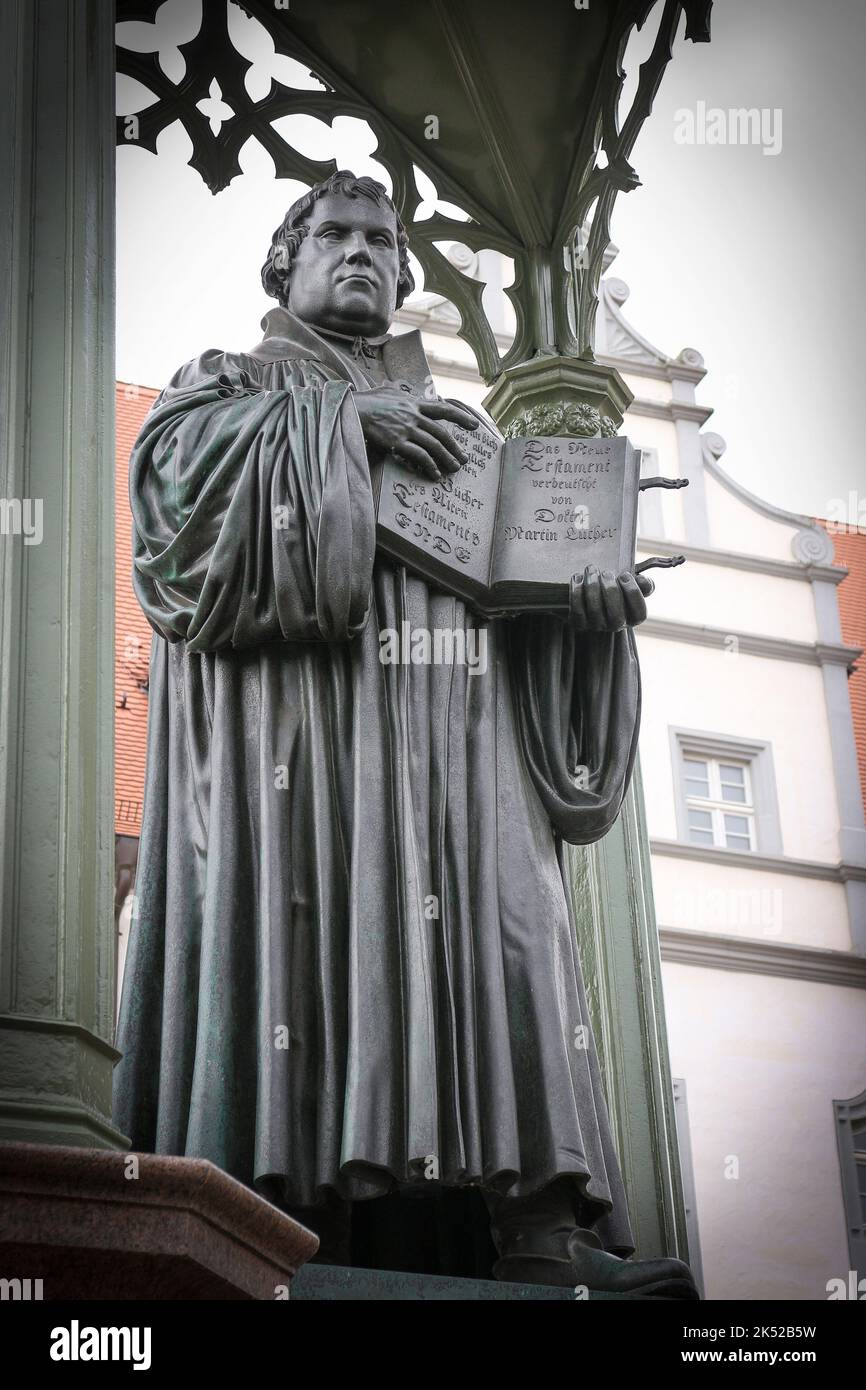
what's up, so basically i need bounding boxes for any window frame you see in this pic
[670,729,783,857]
[683,754,756,851]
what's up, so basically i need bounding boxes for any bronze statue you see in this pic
[114,170,697,1298]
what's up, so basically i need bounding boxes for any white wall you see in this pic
[621,371,673,405]
[652,858,850,952]
[637,554,819,643]
[705,472,803,561]
[664,962,866,1301]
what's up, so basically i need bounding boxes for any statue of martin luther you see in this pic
[114,170,697,1298]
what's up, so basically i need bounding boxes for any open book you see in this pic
[370,329,681,616]
[376,423,640,615]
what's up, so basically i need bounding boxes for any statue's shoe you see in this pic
[493,1241,700,1299]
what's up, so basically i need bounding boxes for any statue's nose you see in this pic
[345,233,372,264]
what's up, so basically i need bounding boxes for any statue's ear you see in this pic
[272,245,290,273]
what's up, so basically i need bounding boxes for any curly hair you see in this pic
[261,170,415,312]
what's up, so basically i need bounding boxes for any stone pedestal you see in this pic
[0,1143,318,1300]
[291,1265,640,1300]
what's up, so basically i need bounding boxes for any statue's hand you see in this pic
[568,565,654,631]
[353,382,479,481]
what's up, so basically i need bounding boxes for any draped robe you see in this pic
[113,307,642,1255]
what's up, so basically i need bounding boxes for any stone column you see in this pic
[0,0,124,1148]
[567,768,690,1263]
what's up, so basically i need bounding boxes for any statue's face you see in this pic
[287,190,401,338]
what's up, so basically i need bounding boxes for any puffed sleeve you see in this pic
[130,350,375,651]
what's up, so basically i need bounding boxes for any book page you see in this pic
[376,418,503,590]
[489,436,637,589]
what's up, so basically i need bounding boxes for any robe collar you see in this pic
[248,306,389,389]
[248,306,431,394]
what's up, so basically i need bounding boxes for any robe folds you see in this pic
[114,309,641,1254]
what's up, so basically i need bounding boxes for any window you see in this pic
[683,756,755,851]
[835,1089,866,1274]
[637,446,664,539]
[670,730,783,856]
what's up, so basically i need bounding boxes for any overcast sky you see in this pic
[117,0,866,519]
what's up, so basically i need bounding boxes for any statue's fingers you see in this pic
[420,400,480,431]
[395,440,441,481]
[636,573,655,598]
[600,570,626,629]
[618,572,648,626]
[569,571,588,631]
[444,396,482,426]
[583,565,605,629]
[407,427,461,475]
[411,417,467,467]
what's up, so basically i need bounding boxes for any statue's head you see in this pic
[261,170,415,338]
